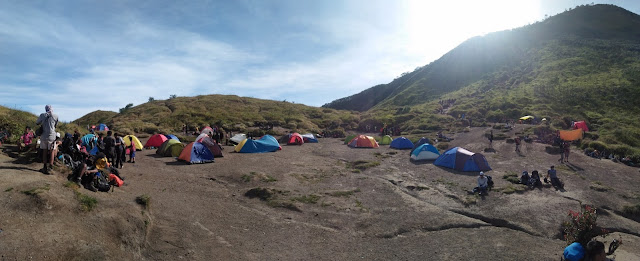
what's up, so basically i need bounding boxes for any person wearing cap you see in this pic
[520,170,530,185]
[36,104,59,174]
[50,132,63,166]
[477,172,488,195]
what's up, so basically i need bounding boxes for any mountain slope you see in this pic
[325,4,640,155]
[74,95,360,135]
[325,4,640,112]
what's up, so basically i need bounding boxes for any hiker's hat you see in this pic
[479,171,484,176]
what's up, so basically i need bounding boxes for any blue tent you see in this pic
[178,142,214,164]
[390,137,414,149]
[434,147,491,172]
[97,123,109,131]
[235,135,281,153]
[412,137,433,151]
[301,133,318,143]
[164,134,180,141]
[410,143,440,161]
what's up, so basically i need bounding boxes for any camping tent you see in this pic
[519,115,534,121]
[123,135,143,151]
[200,136,223,157]
[390,137,414,149]
[145,134,168,148]
[410,143,440,161]
[235,135,281,153]
[344,134,357,144]
[434,147,491,172]
[178,142,214,164]
[230,134,247,145]
[195,133,209,143]
[379,135,393,145]
[81,134,96,150]
[287,133,304,145]
[412,137,433,151]
[156,139,184,157]
[559,129,583,141]
[573,121,589,132]
[347,135,379,148]
[301,133,318,143]
[201,126,214,136]
[97,123,109,131]
[164,134,180,141]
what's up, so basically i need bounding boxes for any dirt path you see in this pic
[1,128,639,260]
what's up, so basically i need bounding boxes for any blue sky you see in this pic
[1,0,639,121]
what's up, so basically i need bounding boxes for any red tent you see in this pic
[144,134,168,148]
[573,121,589,132]
[287,133,304,145]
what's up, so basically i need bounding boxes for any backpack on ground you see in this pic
[94,171,112,192]
[487,175,494,190]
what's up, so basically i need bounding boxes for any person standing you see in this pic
[36,104,59,174]
[104,131,116,165]
[564,142,571,163]
[514,136,521,153]
[127,136,136,163]
[114,133,124,169]
[488,130,494,147]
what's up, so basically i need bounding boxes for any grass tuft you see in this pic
[589,182,613,192]
[136,194,151,209]
[22,184,50,196]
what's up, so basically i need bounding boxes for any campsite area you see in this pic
[1,125,640,260]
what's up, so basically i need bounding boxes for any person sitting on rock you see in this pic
[475,172,489,195]
[520,170,530,185]
[546,165,563,189]
[529,170,542,189]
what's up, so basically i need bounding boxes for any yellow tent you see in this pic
[519,115,534,120]
[559,129,583,141]
[123,135,144,150]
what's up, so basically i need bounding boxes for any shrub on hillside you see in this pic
[588,141,608,151]
[562,205,607,246]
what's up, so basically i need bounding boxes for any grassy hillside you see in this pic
[73,110,118,129]
[0,106,38,143]
[74,95,361,136]
[325,4,640,159]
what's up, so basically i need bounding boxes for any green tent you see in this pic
[379,135,392,145]
[344,134,357,144]
[156,139,185,157]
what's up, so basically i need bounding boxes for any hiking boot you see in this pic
[87,183,97,192]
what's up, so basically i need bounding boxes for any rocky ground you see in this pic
[1,125,639,260]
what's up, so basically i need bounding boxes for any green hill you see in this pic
[74,94,360,137]
[324,4,640,158]
[0,106,38,143]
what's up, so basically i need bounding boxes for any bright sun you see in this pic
[402,0,541,61]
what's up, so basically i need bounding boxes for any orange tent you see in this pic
[559,129,583,141]
[347,135,379,148]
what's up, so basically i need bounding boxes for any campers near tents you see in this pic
[178,142,214,164]
[123,135,143,154]
[410,143,440,161]
[347,135,379,148]
[156,139,184,157]
[145,134,168,148]
[235,135,281,153]
[390,137,414,149]
[434,147,491,172]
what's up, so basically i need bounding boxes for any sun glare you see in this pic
[403,0,540,61]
